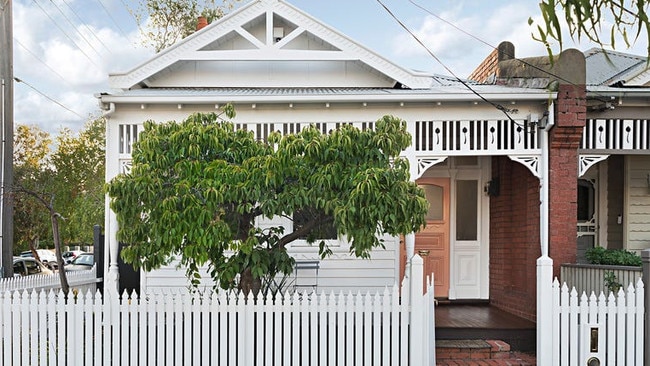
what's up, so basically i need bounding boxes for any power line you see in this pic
[407,0,615,104]
[59,0,114,55]
[375,0,519,123]
[14,38,72,86]
[31,0,99,68]
[46,0,102,57]
[117,0,141,30]
[95,0,130,40]
[14,77,85,120]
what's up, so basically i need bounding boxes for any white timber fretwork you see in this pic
[119,119,543,179]
[582,118,650,150]
[578,154,609,177]
[416,157,448,177]
[414,119,539,155]
[508,155,541,178]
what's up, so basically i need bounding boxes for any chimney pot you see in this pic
[196,16,208,31]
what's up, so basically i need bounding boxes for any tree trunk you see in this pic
[238,267,261,299]
[50,210,69,295]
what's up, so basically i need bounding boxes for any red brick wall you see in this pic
[489,156,540,321]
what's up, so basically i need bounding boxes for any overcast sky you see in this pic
[9,0,650,134]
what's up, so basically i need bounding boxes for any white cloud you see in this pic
[387,1,650,77]
[388,2,546,76]
[12,0,150,133]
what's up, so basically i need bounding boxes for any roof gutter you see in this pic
[99,92,556,105]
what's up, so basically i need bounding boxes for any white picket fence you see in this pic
[0,256,435,366]
[0,267,100,294]
[552,278,644,365]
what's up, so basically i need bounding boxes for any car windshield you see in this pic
[73,254,94,266]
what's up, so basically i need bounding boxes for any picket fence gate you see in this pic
[0,256,434,366]
[552,278,644,365]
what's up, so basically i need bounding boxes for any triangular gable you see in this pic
[108,0,433,90]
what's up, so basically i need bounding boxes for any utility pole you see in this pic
[0,0,14,278]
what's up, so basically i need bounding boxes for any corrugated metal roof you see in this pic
[104,84,546,100]
[584,48,648,86]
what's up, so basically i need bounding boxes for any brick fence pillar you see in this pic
[548,75,586,277]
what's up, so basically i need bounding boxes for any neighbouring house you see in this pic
[471,42,650,266]
[99,0,560,327]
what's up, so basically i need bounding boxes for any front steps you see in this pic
[435,339,536,365]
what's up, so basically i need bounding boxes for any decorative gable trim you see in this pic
[108,0,432,90]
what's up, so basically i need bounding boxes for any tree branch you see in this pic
[277,214,334,248]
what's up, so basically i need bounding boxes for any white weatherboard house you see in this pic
[99,0,553,330]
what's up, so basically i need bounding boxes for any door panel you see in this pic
[416,178,450,298]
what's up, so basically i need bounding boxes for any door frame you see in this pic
[400,157,491,300]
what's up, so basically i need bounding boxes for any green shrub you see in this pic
[604,271,623,293]
[585,246,642,267]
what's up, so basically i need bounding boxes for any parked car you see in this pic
[20,249,58,269]
[64,253,94,272]
[13,256,53,276]
[62,250,83,264]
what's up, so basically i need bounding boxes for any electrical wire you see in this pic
[46,0,103,57]
[95,0,131,40]
[60,0,114,55]
[407,0,615,104]
[375,0,520,125]
[32,0,99,68]
[14,77,85,120]
[117,0,141,30]
[14,39,72,86]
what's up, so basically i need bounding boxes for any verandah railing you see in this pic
[0,256,435,366]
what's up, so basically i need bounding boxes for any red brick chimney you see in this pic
[196,16,208,31]
[468,41,515,83]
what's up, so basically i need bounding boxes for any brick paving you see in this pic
[435,340,536,366]
[435,353,536,365]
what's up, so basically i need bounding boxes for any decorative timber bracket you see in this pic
[578,154,609,178]
[413,156,448,180]
[508,155,541,178]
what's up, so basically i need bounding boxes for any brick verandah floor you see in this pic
[435,339,536,365]
[436,352,537,366]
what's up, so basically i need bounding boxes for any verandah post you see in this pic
[409,254,424,365]
[537,255,553,366]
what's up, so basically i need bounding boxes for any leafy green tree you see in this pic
[50,118,106,245]
[107,111,428,295]
[132,0,241,52]
[12,124,69,292]
[12,120,106,293]
[531,0,650,57]
[13,124,53,254]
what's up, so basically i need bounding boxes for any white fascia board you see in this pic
[179,49,353,61]
[99,91,555,105]
[587,87,650,98]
